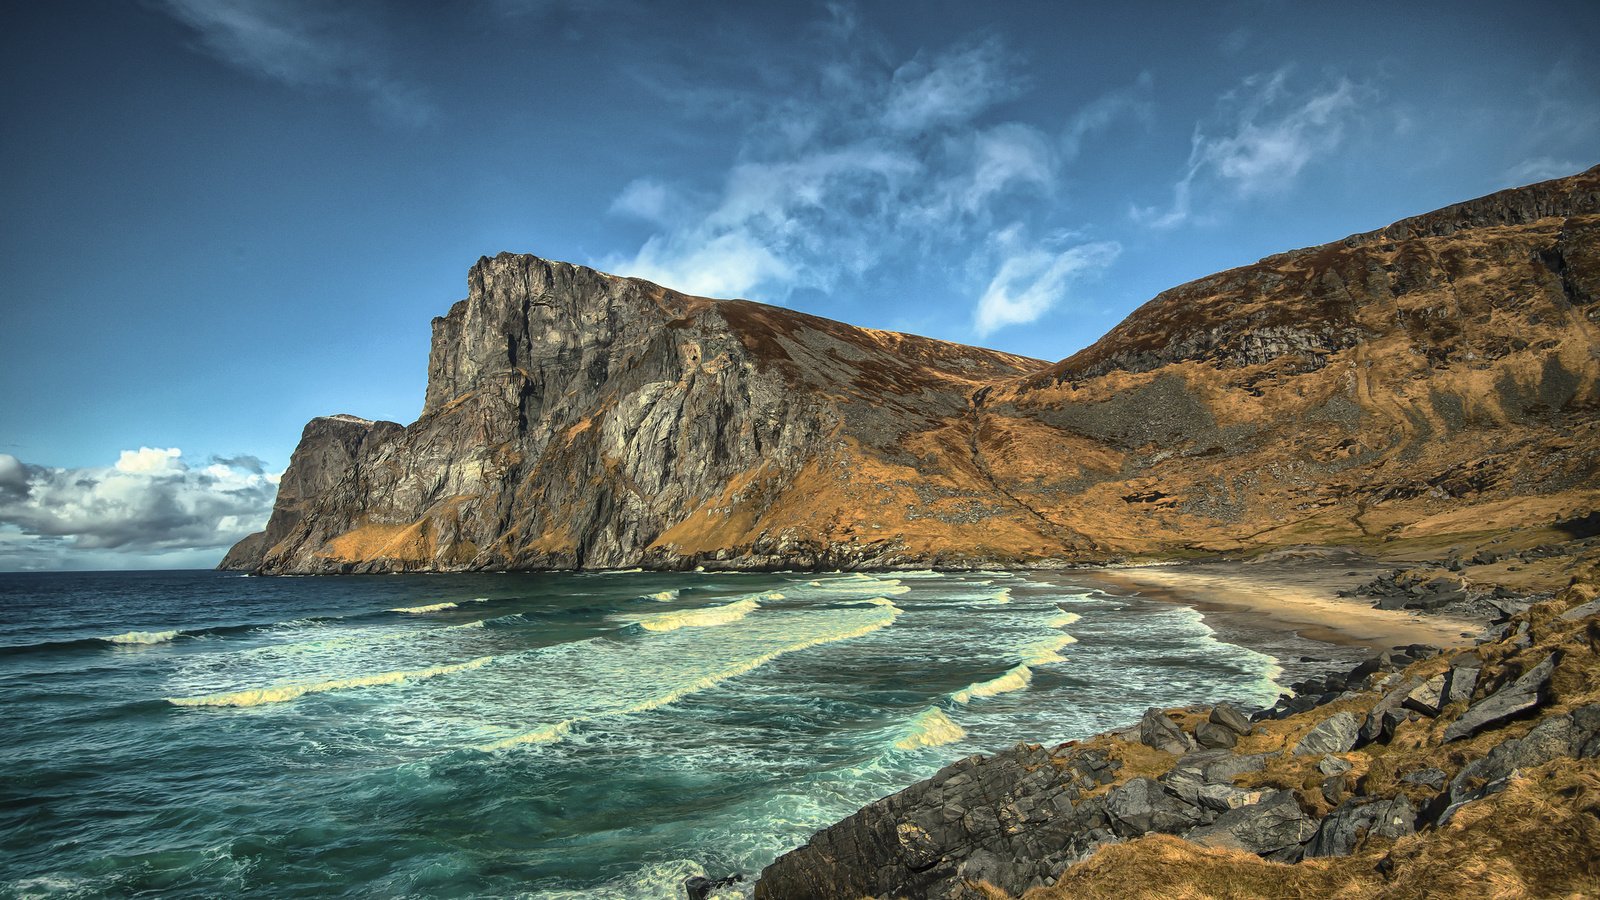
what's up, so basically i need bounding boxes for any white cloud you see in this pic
[974,229,1120,336]
[601,20,1070,313]
[0,450,279,568]
[1505,156,1584,185]
[1134,70,1365,229]
[1061,71,1154,161]
[882,39,1019,134]
[156,0,433,127]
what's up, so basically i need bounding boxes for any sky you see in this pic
[1,0,1597,570]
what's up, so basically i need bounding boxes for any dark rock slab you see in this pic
[1305,795,1417,858]
[1443,652,1559,742]
[1402,674,1448,716]
[1294,711,1359,756]
[1185,790,1316,856]
[1139,707,1195,755]
[1105,777,1210,837]
[1359,676,1422,745]
[1209,702,1253,736]
[1443,664,1480,706]
[1194,720,1238,749]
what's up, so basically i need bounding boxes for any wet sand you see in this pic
[1076,554,1481,655]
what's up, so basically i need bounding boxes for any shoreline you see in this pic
[1074,556,1482,657]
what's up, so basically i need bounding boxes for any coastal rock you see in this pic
[1402,674,1449,717]
[1139,708,1195,755]
[1294,711,1360,756]
[1359,677,1422,746]
[1193,720,1238,749]
[1208,703,1253,736]
[1105,777,1210,837]
[1184,790,1316,856]
[1305,795,1417,858]
[1443,652,1559,742]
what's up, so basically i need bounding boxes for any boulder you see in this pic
[1443,652,1559,742]
[1185,790,1316,856]
[1560,598,1600,621]
[1305,795,1417,858]
[1401,674,1448,716]
[1316,755,1353,777]
[1447,705,1600,804]
[1209,702,1253,736]
[1294,711,1360,756]
[1442,664,1479,706]
[1400,767,1447,790]
[1194,720,1238,750]
[1195,783,1265,813]
[1104,777,1209,837]
[1138,708,1194,755]
[1359,677,1422,745]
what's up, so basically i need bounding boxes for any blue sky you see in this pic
[2,0,1597,569]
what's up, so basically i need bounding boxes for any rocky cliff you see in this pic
[224,164,1600,574]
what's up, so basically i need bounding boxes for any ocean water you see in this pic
[0,569,1294,898]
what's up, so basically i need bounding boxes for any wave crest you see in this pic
[635,594,778,632]
[895,707,966,750]
[104,630,180,646]
[1022,634,1076,666]
[167,656,492,708]
[952,664,1032,703]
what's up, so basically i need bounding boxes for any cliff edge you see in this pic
[224,165,1600,573]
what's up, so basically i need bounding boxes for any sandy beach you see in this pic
[1076,553,1482,655]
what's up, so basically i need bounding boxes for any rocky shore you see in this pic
[752,566,1600,899]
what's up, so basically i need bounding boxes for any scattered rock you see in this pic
[1139,708,1194,755]
[1305,796,1417,858]
[1402,674,1448,717]
[1194,720,1238,749]
[1401,767,1447,791]
[1317,755,1354,777]
[1185,791,1316,856]
[1442,663,1480,706]
[1443,653,1559,742]
[684,874,743,900]
[1294,711,1360,756]
[1105,777,1209,837]
[1359,677,1422,745]
[1208,703,1253,736]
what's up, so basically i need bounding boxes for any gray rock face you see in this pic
[1402,674,1448,716]
[1443,653,1559,742]
[1185,791,1316,856]
[1194,720,1239,749]
[754,743,1118,900]
[1359,677,1422,745]
[1305,795,1417,858]
[1443,664,1480,706]
[1294,711,1360,756]
[1139,708,1195,755]
[1209,702,1253,736]
[1105,777,1210,837]
[224,254,1044,574]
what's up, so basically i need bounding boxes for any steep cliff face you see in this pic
[226,165,1600,573]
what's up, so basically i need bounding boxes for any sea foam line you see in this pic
[167,656,492,708]
[389,598,488,614]
[103,630,180,646]
[951,664,1032,704]
[1048,611,1082,628]
[1022,634,1076,666]
[635,592,782,632]
[481,607,901,751]
[895,707,966,750]
[644,589,681,602]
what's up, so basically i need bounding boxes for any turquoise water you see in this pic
[0,569,1289,898]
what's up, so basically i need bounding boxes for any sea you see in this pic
[0,568,1342,898]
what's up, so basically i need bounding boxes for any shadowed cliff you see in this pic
[224,164,1600,574]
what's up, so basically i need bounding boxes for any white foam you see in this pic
[1022,634,1076,666]
[481,608,899,752]
[635,595,765,633]
[167,656,492,708]
[643,589,680,602]
[952,664,1032,703]
[1048,611,1082,628]
[103,630,179,645]
[966,587,1011,605]
[895,707,966,750]
[390,602,457,614]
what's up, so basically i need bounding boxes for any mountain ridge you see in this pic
[223,165,1600,574]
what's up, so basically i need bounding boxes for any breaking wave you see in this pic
[967,587,1011,605]
[1048,611,1082,628]
[104,630,180,646]
[389,598,488,614]
[799,575,912,597]
[481,609,900,752]
[643,589,680,602]
[167,657,492,708]
[895,707,966,750]
[636,597,759,633]
[951,664,1032,704]
[1022,634,1076,666]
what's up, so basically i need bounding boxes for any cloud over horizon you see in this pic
[0,448,279,571]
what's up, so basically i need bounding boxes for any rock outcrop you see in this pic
[224,164,1600,573]
[754,570,1600,899]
